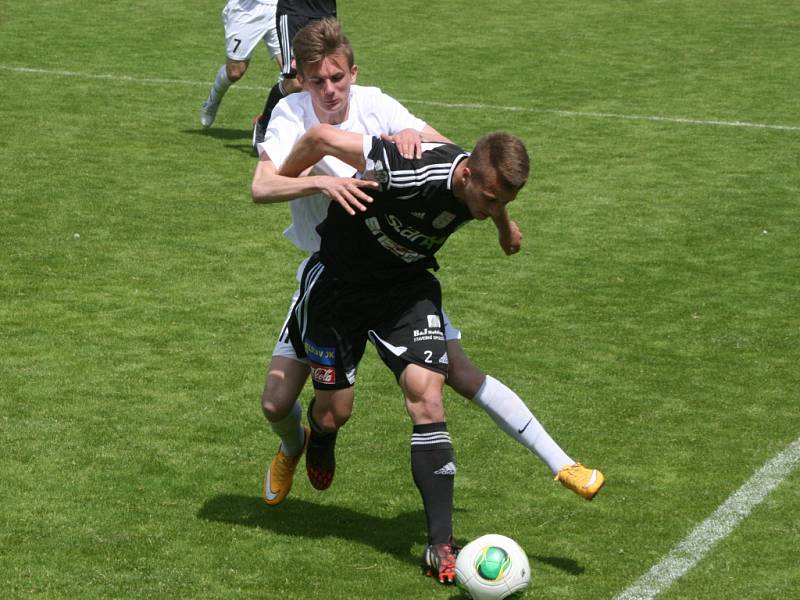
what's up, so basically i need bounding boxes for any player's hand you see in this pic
[318,176,378,216]
[381,128,422,159]
[499,220,522,255]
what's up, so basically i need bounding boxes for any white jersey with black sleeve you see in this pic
[256,85,427,253]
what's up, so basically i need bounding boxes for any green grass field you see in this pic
[2,1,799,598]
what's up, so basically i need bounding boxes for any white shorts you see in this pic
[222,0,280,62]
[271,257,462,360]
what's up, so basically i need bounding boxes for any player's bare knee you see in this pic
[312,403,350,431]
[261,387,294,422]
[406,394,445,424]
[226,60,248,82]
[332,408,351,429]
[260,381,300,422]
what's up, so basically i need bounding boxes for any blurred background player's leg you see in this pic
[201,0,281,128]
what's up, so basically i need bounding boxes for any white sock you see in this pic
[270,400,305,457]
[472,375,573,475]
[207,64,232,105]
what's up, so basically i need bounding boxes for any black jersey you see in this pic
[278,0,337,18]
[317,138,473,283]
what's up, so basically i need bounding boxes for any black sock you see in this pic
[410,422,455,545]
[259,81,288,127]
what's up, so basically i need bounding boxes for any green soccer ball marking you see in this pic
[475,546,512,581]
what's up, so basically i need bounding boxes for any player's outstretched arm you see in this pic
[278,124,368,177]
[251,155,321,203]
[251,154,378,215]
[252,127,378,215]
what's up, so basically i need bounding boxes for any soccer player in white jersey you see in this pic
[250,18,604,513]
[200,0,282,128]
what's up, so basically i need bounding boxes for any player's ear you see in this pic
[350,64,358,83]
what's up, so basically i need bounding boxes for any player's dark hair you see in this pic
[469,133,530,192]
[293,18,355,76]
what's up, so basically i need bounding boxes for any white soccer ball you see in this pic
[455,534,531,600]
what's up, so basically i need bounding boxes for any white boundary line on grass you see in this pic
[399,99,800,132]
[614,435,800,600]
[2,64,800,133]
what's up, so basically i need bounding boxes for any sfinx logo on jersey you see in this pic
[385,214,448,250]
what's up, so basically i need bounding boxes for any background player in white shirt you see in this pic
[250,18,604,508]
[200,0,282,128]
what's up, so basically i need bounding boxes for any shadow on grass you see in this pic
[182,127,249,141]
[198,495,583,576]
[198,494,426,566]
[532,555,584,575]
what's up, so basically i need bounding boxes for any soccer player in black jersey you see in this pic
[281,124,529,584]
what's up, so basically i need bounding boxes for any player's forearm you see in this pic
[419,124,452,144]
[251,167,326,204]
[492,209,523,255]
[491,207,513,235]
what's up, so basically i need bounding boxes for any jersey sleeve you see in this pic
[361,137,459,198]
[361,137,405,195]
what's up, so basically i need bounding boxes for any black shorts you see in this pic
[276,12,330,79]
[288,255,448,390]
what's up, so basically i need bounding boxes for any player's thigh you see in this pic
[223,0,274,61]
[399,363,446,425]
